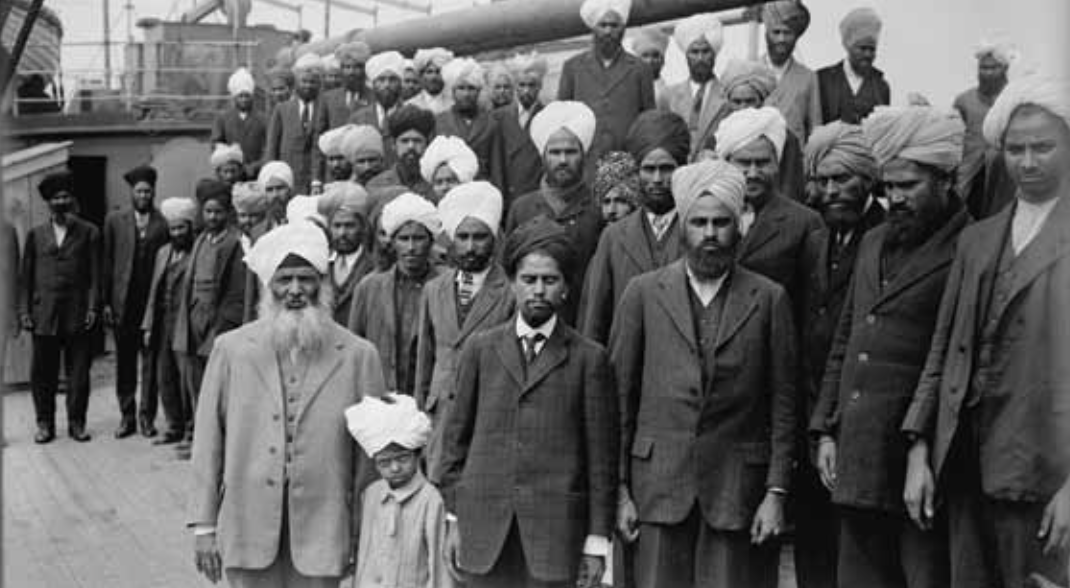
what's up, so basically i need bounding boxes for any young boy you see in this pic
[345,393,453,588]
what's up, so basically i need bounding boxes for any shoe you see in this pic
[114,420,137,439]
[152,431,183,445]
[34,425,55,444]
[68,425,92,442]
[139,419,158,438]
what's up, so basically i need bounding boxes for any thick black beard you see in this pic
[687,245,735,280]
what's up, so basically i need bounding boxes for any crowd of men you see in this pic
[8,0,1070,586]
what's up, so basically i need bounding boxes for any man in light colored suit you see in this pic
[661,14,731,160]
[761,1,821,143]
[265,54,328,194]
[189,221,386,588]
[415,182,515,483]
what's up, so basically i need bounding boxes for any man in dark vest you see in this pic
[210,68,268,178]
[817,8,890,125]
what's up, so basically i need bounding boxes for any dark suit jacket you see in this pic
[817,61,891,125]
[3,220,20,330]
[436,106,494,180]
[439,318,618,582]
[210,107,269,172]
[488,102,544,209]
[103,209,169,325]
[578,210,683,344]
[265,98,328,194]
[322,85,372,130]
[811,207,969,512]
[141,243,185,338]
[610,261,797,530]
[348,103,397,167]
[902,194,1070,502]
[172,227,246,357]
[661,78,731,159]
[329,252,375,326]
[19,217,101,337]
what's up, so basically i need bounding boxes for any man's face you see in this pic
[453,81,481,113]
[216,161,243,185]
[330,210,366,255]
[638,47,665,78]
[727,137,779,207]
[977,54,1008,89]
[327,154,353,181]
[269,265,321,310]
[201,199,230,233]
[168,221,194,250]
[683,196,739,279]
[324,70,341,89]
[432,165,461,201]
[295,71,321,101]
[601,187,636,223]
[352,153,385,185]
[45,190,74,218]
[374,445,419,489]
[512,252,567,328]
[543,131,584,189]
[236,210,265,234]
[686,39,716,83]
[765,24,798,65]
[270,79,292,104]
[490,75,514,108]
[395,130,429,173]
[1002,106,1070,204]
[728,86,764,111]
[402,68,422,100]
[451,217,495,273]
[638,147,677,213]
[515,73,542,110]
[882,159,949,247]
[373,74,402,109]
[593,11,626,55]
[131,181,155,213]
[264,178,292,206]
[421,64,445,95]
[234,91,254,112]
[341,56,366,91]
[813,159,868,233]
[391,221,432,276]
[846,39,877,74]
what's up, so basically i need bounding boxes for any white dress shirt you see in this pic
[331,248,364,285]
[455,266,491,296]
[51,220,68,247]
[685,263,727,306]
[1012,196,1059,255]
[843,60,864,94]
[646,210,677,242]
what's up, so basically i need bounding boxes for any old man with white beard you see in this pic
[188,221,386,588]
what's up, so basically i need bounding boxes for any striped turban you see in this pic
[721,60,778,102]
[862,106,965,172]
[805,121,877,181]
[671,160,746,221]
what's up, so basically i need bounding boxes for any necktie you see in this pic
[346,91,353,109]
[650,215,672,241]
[690,82,706,129]
[523,333,546,365]
[457,272,475,309]
[740,204,756,237]
[301,102,311,131]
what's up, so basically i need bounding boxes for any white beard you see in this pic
[258,283,335,363]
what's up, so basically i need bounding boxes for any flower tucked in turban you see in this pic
[380,192,441,237]
[341,125,385,159]
[336,41,372,64]
[862,106,965,173]
[502,216,577,278]
[840,7,881,49]
[211,143,244,168]
[438,181,504,240]
[258,161,294,191]
[232,181,272,215]
[345,393,432,458]
[160,197,198,225]
[629,27,670,55]
[593,151,640,205]
[508,52,549,79]
[387,105,436,139]
[195,178,232,208]
[227,67,256,96]
[442,58,486,89]
[292,52,325,74]
[672,160,746,221]
[413,48,455,73]
[366,51,406,81]
[318,181,371,220]
[319,124,355,157]
[715,106,788,161]
[625,110,690,165]
[286,195,325,225]
[420,136,479,184]
[982,74,1070,148]
[580,0,632,29]
[245,221,330,284]
[805,121,877,181]
[975,35,1018,67]
[123,165,157,187]
[721,60,778,103]
[673,14,724,54]
[762,1,811,36]
[530,101,597,154]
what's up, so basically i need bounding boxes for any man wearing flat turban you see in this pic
[761,1,821,142]
[437,58,494,182]
[409,48,455,115]
[189,220,386,588]
[488,51,548,207]
[611,159,799,588]
[323,41,373,129]
[817,7,890,125]
[211,67,268,177]
[265,52,328,195]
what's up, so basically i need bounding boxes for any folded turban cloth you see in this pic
[160,197,198,225]
[318,181,371,219]
[530,101,597,154]
[245,221,330,284]
[404,59,416,73]
[123,165,157,187]
[762,1,811,36]
[38,171,73,200]
[715,106,788,161]
[438,181,504,239]
[292,52,325,74]
[488,63,514,85]
[580,0,632,29]
[672,159,746,221]
[336,41,372,64]
[341,125,385,159]
[975,35,1018,67]
[420,136,480,184]
[381,192,441,237]
[629,26,670,55]
[211,143,244,168]
[509,51,549,79]
[268,66,295,87]
[232,181,272,214]
[366,51,406,81]
[387,105,436,139]
[258,161,295,190]
[195,178,232,208]
[673,14,724,54]
[982,74,1070,148]
[322,54,341,73]
[227,67,256,96]
[318,124,355,157]
[345,393,432,457]
[413,48,455,73]
[805,121,878,181]
[721,60,778,102]
[625,110,690,164]
[502,216,577,277]
[862,106,966,172]
[286,195,326,225]
[593,151,640,205]
[442,58,486,88]
[840,7,881,48]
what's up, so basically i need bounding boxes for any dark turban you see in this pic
[195,178,232,208]
[123,165,157,187]
[624,110,691,165]
[388,105,436,140]
[502,216,577,280]
[38,171,73,200]
[763,1,811,36]
[593,151,640,204]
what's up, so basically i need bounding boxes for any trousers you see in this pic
[31,333,93,427]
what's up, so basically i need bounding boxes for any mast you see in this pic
[103,0,113,89]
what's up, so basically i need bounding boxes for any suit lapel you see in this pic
[494,322,525,387]
[1005,195,1070,306]
[715,270,760,350]
[873,209,968,309]
[121,211,136,261]
[619,212,656,271]
[521,322,569,395]
[655,261,698,350]
[212,228,239,288]
[382,269,398,350]
[695,79,729,141]
[295,333,345,423]
[246,323,284,411]
[457,265,507,342]
[739,197,786,258]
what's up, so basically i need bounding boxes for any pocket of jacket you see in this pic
[631,437,654,460]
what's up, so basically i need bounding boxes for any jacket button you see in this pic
[866,314,876,325]
[851,390,861,400]
[858,352,869,362]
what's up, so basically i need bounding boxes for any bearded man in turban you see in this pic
[421,135,480,203]
[267,66,295,111]
[487,64,515,110]
[318,182,376,324]
[318,124,356,182]
[488,52,548,207]
[189,221,386,588]
[817,7,891,125]
[342,125,387,187]
[265,54,328,194]
[663,14,731,153]
[324,42,373,128]
[761,1,821,141]
[629,27,670,107]
[611,160,798,588]
[409,48,455,115]
[366,105,437,201]
[437,58,494,179]
[351,51,406,141]
[212,67,268,177]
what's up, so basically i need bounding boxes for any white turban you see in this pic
[529,101,597,154]
[673,14,725,54]
[318,181,371,220]
[840,7,881,49]
[286,195,326,225]
[244,221,330,284]
[337,41,372,64]
[258,161,294,191]
[975,35,1018,67]
[404,59,416,73]
[322,54,341,73]
[232,181,272,214]
[442,58,486,89]
[715,106,788,161]
[293,52,325,74]
[983,75,1070,148]
[413,48,454,73]
[420,136,480,184]
[580,0,632,29]
[672,160,746,221]
[366,51,406,81]
[438,181,503,240]
[341,125,385,159]
[345,393,432,458]
[508,51,548,79]
[862,106,965,172]
[210,143,244,168]
[318,124,355,157]
[380,192,441,237]
[629,27,670,55]
[227,67,255,96]
[160,197,198,225]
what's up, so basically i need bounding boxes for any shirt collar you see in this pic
[763,54,792,81]
[379,470,427,505]
[330,247,364,263]
[456,266,491,286]
[516,313,557,341]
[843,60,864,84]
[1015,195,1059,217]
[685,263,728,306]
[646,209,677,225]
